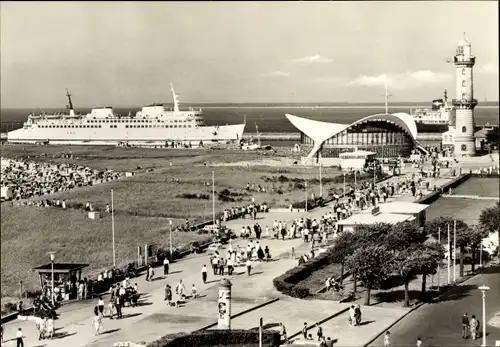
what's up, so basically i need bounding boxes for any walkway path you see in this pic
[0,163,462,347]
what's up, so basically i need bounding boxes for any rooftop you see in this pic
[336,212,412,226]
[33,263,89,273]
[367,202,429,214]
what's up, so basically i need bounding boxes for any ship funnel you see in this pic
[170,83,180,112]
[66,88,75,116]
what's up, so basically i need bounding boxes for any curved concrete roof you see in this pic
[286,112,422,163]
[286,112,418,142]
[285,114,349,143]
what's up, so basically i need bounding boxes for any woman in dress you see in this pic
[46,314,54,339]
[92,306,102,335]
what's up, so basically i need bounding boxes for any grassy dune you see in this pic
[0,204,209,303]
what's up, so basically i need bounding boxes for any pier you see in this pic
[443,194,500,201]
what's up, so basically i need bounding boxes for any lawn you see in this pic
[0,204,209,307]
[1,143,376,310]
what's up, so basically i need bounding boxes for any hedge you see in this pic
[146,329,281,347]
[272,249,335,298]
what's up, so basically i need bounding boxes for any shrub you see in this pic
[291,200,315,210]
[177,193,210,200]
[291,284,310,298]
[272,249,339,299]
[146,329,280,347]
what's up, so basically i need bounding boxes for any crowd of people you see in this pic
[1,157,123,201]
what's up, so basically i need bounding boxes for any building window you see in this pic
[462,80,466,87]
[462,68,466,75]
[462,126,467,133]
[461,144,467,151]
[462,93,467,99]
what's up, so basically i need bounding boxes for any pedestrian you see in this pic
[165,284,172,306]
[211,256,218,275]
[201,264,208,283]
[280,322,287,343]
[354,304,362,325]
[107,298,115,319]
[302,322,308,339]
[46,315,54,339]
[163,257,170,275]
[325,337,334,347]
[148,266,155,281]
[1,324,3,344]
[16,328,24,347]
[461,312,469,339]
[470,314,479,340]
[36,314,45,340]
[246,259,252,276]
[316,323,323,341]
[115,295,122,319]
[416,337,422,346]
[97,296,105,317]
[191,284,197,299]
[383,331,391,347]
[349,305,356,326]
[145,265,151,281]
[92,307,102,335]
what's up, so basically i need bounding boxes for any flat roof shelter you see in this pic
[33,263,89,289]
[372,202,429,226]
[336,211,413,232]
[339,150,376,170]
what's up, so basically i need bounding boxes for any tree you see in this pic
[479,201,500,263]
[391,248,418,307]
[413,241,445,299]
[385,221,427,250]
[346,245,391,305]
[486,128,500,149]
[467,225,490,272]
[327,231,360,286]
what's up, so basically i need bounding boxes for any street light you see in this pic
[48,251,56,306]
[343,172,346,197]
[304,181,308,212]
[478,285,490,347]
[168,220,173,260]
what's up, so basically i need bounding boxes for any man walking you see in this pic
[461,312,469,339]
[115,295,122,319]
[163,257,170,275]
[16,328,24,347]
[246,259,252,276]
[201,265,208,283]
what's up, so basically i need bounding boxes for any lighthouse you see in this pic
[452,33,478,156]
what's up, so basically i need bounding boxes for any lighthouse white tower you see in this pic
[452,33,477,156]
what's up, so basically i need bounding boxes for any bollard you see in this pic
[218,279,232,330]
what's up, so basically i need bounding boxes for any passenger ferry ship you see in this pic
[410,89,454,126]
[7,85,246,146]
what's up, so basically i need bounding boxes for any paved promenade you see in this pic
[0,163,465,347]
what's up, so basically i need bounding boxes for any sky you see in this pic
[0,1,498,108]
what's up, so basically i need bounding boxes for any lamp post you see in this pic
[343,172,346,197]
[168,220,173,260]
[319,161,323,199]
[48,251,55,306]
[212,171,215,226]
[478,285,490,347]
[304,181,308,212]
[111,189,116,267]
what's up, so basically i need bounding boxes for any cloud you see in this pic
[349,70,451,89]
[311,76,345,84]
[260,71,290,78]
[478,63,499,75]
[291,55,333,64]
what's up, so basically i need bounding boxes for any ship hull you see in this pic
[7,123,246,145]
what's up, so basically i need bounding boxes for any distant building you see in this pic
[285,112,427,165]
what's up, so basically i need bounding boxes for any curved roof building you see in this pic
[286,112,427,164]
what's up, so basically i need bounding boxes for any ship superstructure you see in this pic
[7,85,246,146]
[410,89,455,125]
